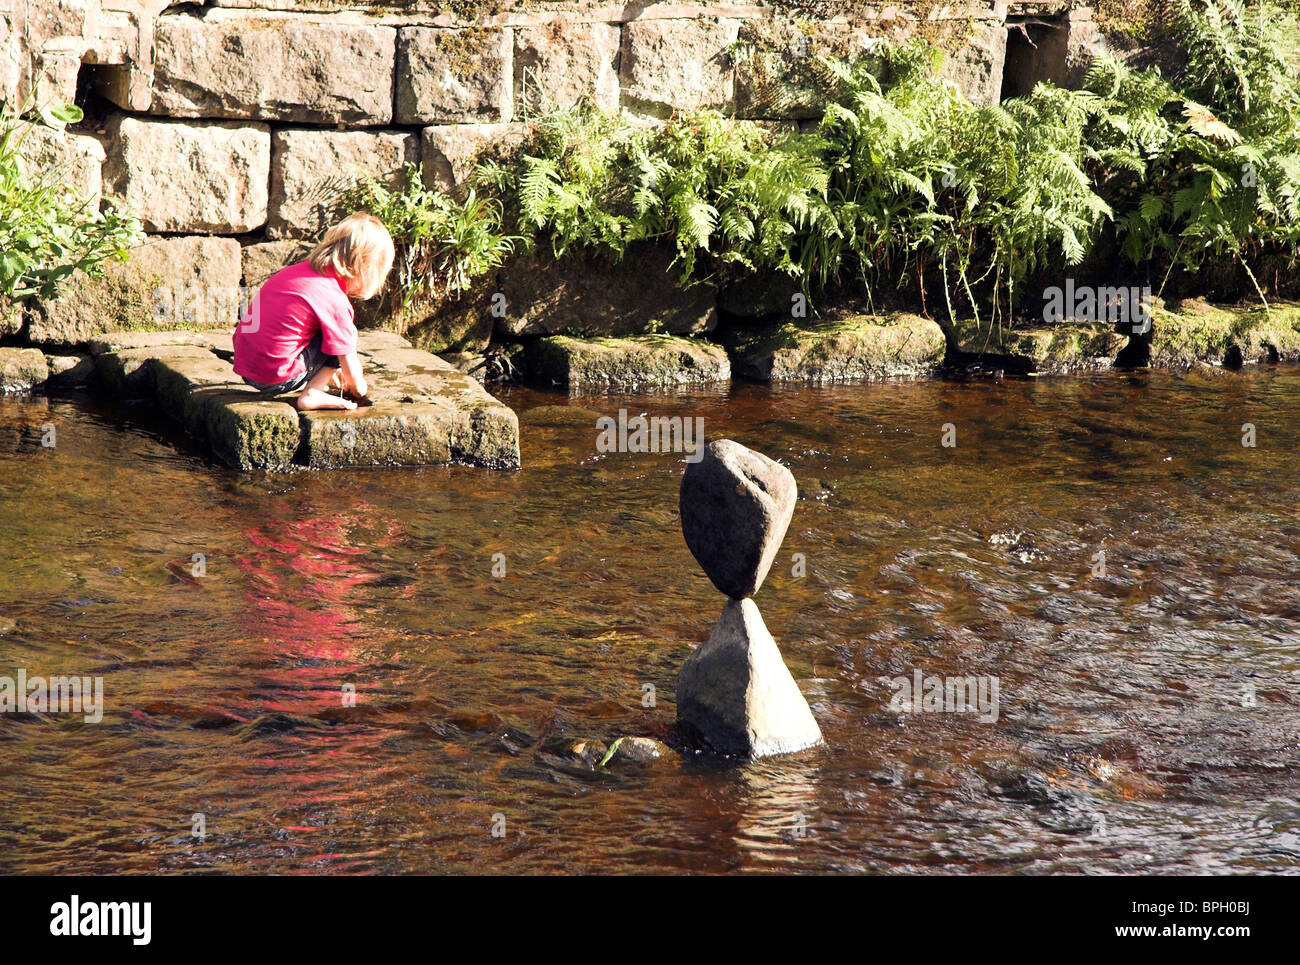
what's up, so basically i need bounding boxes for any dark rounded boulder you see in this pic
[679,439,797,599]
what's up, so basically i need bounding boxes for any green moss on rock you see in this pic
[949,318,1127,373]
[527,334,731,390]
[726,312,946,382]
[0,347,50,394]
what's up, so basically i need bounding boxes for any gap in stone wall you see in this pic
[1001,16,1070,101]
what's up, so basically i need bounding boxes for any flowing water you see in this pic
[1,368,1299,875]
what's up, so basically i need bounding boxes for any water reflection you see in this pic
[1,368,1299,873]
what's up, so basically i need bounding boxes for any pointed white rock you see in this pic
[677,598,823,759]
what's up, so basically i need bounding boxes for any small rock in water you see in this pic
[604,736,671,766]
[677,598,823,759]
[679,439,797,600]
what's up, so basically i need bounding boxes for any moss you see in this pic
[210,400,300,471]
[727,313,946,382]
[526,334,730,389]
[949,318,1127,372]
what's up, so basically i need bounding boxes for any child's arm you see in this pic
[338,351,368,398]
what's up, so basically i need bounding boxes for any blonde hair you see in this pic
[309,212,395,300]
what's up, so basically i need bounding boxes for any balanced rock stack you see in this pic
[676,439,824,758]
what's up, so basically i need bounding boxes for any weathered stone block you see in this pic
[101,115,270,234]
[420,123,528,193]
[241,240,311,291]
[87,329,224,357]
[0,347,50,394]
[733,20,882,119]
[300,345,520,468]
[30,236,243,345]
[396,27,513,124]
[495,246,716,338]
[267,129,419,239]
[17,123,105,205]
[201,391,302,471]
[1148,301,1300,367]
[514,21,620,114]
[620,18,741,117]
[726,313,947,382]
[150,352,300,469]
[527,335,731,391]
[95,344,215,397]
[44,352,94,387]
[941,22,1007,106]
[950,319,1127,373]
[151,15,396,124]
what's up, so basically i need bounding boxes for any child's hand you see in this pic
[339,351,368,399]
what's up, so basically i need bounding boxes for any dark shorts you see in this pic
[242,333,339,394]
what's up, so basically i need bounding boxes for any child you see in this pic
[233,212,395,411]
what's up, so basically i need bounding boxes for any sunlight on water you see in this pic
[1,368,1298,873]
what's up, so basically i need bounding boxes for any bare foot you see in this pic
[297,388,357,411]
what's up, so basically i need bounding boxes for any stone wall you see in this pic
[6,0,1106,347]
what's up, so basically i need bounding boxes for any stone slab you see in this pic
[526,334,731,390]
[726,313,946,382]
[152,15,396,124]
[395,26,514,124]
[101,115,270,234]
[267,129,419,239]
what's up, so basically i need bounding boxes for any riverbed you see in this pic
[1,369,1298,874]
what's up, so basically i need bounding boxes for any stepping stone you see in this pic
[96,344,215,397]
[151,353,300,470]
[949,319,1126,373]
[87,330,217,356]
[297,347,520,469]
[1148,300,1300,367]
[44,353,95,388]
[725,313,945,382]
[526,334,731,391]
[0,348,49,394]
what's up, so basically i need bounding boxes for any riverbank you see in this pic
[3,295,1296,468]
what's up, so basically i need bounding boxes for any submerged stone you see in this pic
[527,334,731,391]
[680,439,796,600]
[677,597,823,759]
[725,313,946,382]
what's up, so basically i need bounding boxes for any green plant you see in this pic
[0,101,142,301]
[484,103,831,285]
[340,163,516,308]
[814,43,1110,322]
[1082,0,1300,303]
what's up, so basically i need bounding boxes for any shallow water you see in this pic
[1,368,1298,874]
